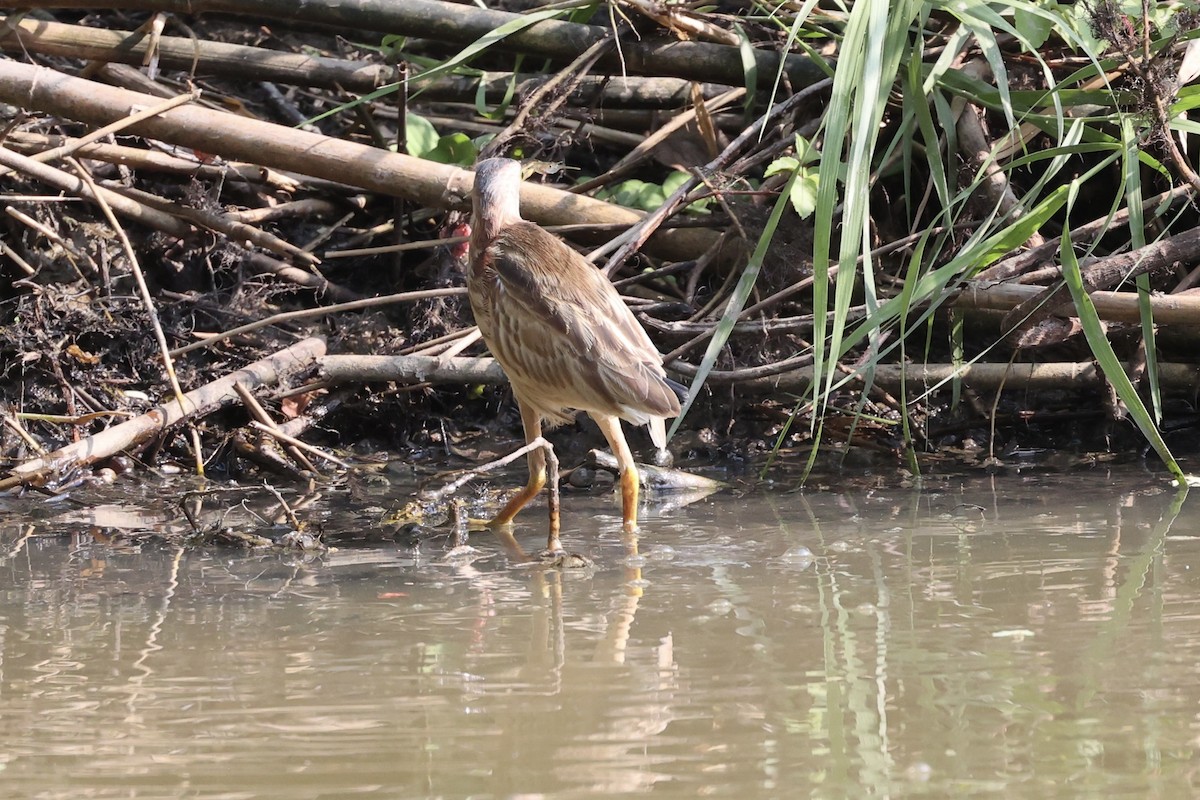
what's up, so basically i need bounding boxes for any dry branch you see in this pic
[0,60,717,262]
[15,0,825,89]
[0,144,194,237]
[0,16,734,108]
[956,281,1200,325]
[996,225,1200,337]
[739,361,1200,394]
[0,14,391,92]
[0,337,327,491]
[318,355,506,387]
[4,130,299,188]
[316,353,1200,397]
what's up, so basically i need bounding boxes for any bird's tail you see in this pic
[649,416,667,449]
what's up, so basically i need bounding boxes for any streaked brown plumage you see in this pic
[468,157,682,550]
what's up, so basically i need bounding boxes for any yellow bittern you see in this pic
[467,157,683,552]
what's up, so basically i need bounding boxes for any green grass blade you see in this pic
[669,170,799,437]
[409,8,573,90]
[1060,213,1184,485]
[1121,117,1163,425]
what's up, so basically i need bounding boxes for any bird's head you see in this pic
[471,158,523,244]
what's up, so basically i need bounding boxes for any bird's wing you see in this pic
[488,223,680,419]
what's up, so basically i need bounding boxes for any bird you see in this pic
[467,157,684,553]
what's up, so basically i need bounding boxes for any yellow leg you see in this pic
[591,413,639,533]
[490,401,546,527]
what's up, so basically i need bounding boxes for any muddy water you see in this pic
[1,467,1198,798]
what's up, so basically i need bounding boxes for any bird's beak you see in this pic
[443,167,475,211]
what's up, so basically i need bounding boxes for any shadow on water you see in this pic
[0,466,1197,797]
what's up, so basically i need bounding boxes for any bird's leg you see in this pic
[543,439,562,554]
[489,401,546,529]
[591,413,640,533]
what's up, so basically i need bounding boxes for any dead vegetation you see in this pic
[0,1,1197,508]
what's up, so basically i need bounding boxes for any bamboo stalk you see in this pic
[11,0,824,89]
[956,281,1200,325]
[0,16,734,108]
[314,354,1200,393]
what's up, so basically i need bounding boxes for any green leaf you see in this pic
[404,112,440,158]
[662,170,692,195]
[475,67,520,121]
[764,156,799,177]
[794,135,820,165]
[1060,212,1184,485]
[733,22,757,118]
[424,132,478,166]
[605,180,667,212]
[789,172,820,219]
[1013,4,1057,49]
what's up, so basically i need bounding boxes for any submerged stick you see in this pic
[0,337,326,491]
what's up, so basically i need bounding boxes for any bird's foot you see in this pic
[535,547,593,568]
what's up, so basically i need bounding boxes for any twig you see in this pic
[4,130,302,190]
[317,354,505,387]
[233,382,320,474]
[398,326,478,356]
[260,482,303,531]
[974,184,1194,284]
[599,77,833,275]
[571,87,745,195]
[0,239,35,275]
[228,198,352,225]
[735,360,1200,394]
[5,205,100,275]
[0,88,199,178]
[481,35,615,159]
[0,145,193,237]
[419,436,559,513]
[248,420,350,469]
[66,156,206,476]
[169,287,466,356]
[115,184,320,266]
[243,252,360,302]
[2,410,47,455]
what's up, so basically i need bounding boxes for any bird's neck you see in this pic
[470,184,522,254]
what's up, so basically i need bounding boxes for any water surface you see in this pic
[1,467,1197,798]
